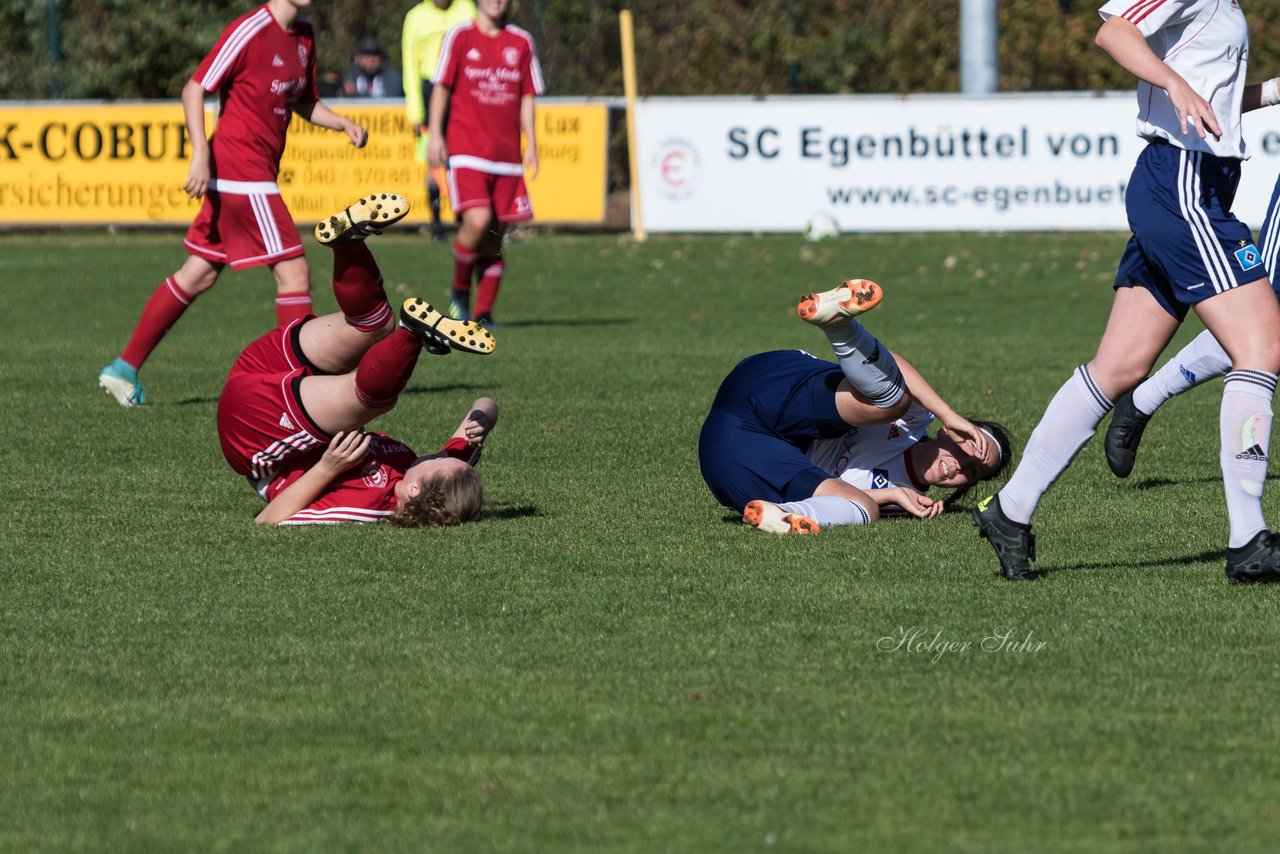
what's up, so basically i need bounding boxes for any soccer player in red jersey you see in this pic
[99,0,370,408]
[218,193,501,526]
[427,0,544,327]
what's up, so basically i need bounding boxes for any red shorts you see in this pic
[185,181,305,271]
[217,319,331,484]
[447,167,533,222]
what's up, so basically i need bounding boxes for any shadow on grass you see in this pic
[1042,549,1223,574]
[401,382,496,396]
[1127,473,1280,490]
[176,396,219,406]
[484,503,540,521]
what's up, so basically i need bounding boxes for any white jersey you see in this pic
[1098,0,1249,158]
[805,401,934,491]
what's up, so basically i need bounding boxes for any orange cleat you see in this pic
[797,278,883,328]
[743,500,820,535]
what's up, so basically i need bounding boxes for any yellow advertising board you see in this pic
[0,101,607,226]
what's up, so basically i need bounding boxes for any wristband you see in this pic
[1263,78,1280,108]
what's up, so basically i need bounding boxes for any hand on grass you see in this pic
[871,487,943,520]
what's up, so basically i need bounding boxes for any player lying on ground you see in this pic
[698,280,1013,534]
[1104,173,1280,479]
[216,194,499,526]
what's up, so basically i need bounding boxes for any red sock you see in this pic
[275,293,313,326]
[120,276,195,369]
[331,242,390,331]
[353,328,422,409]
[453,241,478,294]
[474,257,505,318]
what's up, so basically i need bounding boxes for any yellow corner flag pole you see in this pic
[619,9,646,242]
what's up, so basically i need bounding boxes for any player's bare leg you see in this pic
[299,298,496,433]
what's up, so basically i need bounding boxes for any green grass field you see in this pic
[4,228,1280,851]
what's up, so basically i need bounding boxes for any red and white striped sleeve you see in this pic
[433,22,467,88]
[192,6,272,92]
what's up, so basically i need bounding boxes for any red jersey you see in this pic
[192,4,317,183]
[434,21,544,172]
[267,435,480,525]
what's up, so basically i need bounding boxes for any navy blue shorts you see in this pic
[1115,142,1264,320]
[698,350,851,511]
[1258,175,1280,293]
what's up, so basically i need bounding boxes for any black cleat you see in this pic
[1104,391,1151,479]
[1225,531,1280,583]
[972,494,1040,581]
[315,193,410,245]
[399,298,496,356]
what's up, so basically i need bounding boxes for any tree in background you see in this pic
[1,0,1277,99]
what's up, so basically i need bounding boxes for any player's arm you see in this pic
[181,78,212,199]
[866,487,944,519]
[1094,14,1220,140]
[1243,79,1280,114]
[453,397,499,444]
[890,350,987,460]
[255,432,372,525]
[813,478,941,522]
[295,100,369,149]
[427,82,451,167]
[520,93,538,179]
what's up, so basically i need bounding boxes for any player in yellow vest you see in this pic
[402,0,477,242]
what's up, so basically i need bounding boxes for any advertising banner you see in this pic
[0,100,607,226]
[634,94,1280,233]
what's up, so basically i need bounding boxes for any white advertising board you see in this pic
[634,94,1280,233]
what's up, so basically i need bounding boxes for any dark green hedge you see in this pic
[3,0,1279,100]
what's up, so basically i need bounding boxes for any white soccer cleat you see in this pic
[743,500,820,535]
[98,362,147,407]
[797,278,884,328]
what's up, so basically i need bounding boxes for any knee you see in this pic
[881,393,911,422]
[274,261,311,295]
[860,500,880,524]
[175,266,219,296]
[1238,337,1280,374]
[1085,360,1148,400]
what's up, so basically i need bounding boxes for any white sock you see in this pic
[1132,330,1229,415]
[779,496,872,527]
[1221,370,1275,548]
[823,319,905,409]
[999,365,1112,525]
